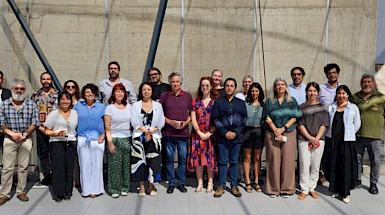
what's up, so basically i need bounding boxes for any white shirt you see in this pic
[288,83,306,105]
[104,104,132,138]
[235,92,246,101]
[44,109,78,142]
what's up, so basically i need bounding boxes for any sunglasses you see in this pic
[66,85,76,89]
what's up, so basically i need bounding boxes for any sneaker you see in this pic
[214,186,225,198]
[230,187,242,197]
[111,194,120,198]
[280,193,291,198]
[17,193,29,202]
[167,185,175,194]
[269,194,279,198]
[121,192,128,196]
[369,183,379,195]
[343,195,350,203]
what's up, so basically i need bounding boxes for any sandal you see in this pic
[245,184,253,193]
[149,186,157,197]
[138,187,146,198]
[206,183,213,193]
[195,183,204,193]
[254,184,262,192]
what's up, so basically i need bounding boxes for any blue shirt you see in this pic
[319,82,341,105]
[288,83,306,105]
[74,101,105,136]
[0,98,39,133]
[211,95,247,144]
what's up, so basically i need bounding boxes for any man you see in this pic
[288,67,306,105]
[352,74,385,195]
[159,72,192,194]
[0,79,39,205]
[211,69,225,97]
[319,63,341,105]
[148,66,170,101]
[212,78,247,198]
[235,75,253,101]
[0,71,11,152]
[319,63,341,184]
[31,72,58,185]
[99,61,136,104]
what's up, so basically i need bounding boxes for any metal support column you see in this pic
[7,0,62,91]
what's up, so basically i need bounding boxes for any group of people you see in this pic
[0,61,383,206]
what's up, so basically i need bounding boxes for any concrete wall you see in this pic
[0,0,378,97]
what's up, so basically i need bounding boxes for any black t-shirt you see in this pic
[153,82,171,101]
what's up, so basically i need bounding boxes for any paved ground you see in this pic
[0,173,385,215]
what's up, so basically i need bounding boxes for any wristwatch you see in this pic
[283,125,288,131]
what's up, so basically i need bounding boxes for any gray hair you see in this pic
[168,72,183,84]
[11,79,26,88]
[272,77,292,103]
[361,73,375,83]
[243,75,253,83]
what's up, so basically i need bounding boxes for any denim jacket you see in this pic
[325,101,361,141]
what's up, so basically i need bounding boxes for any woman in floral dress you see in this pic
[187,77,218,193]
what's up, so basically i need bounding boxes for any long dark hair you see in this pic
[63,80,80,101]
[246,82,264,105]
[137,82,155,101]
[334,85,353,102]
[195,77,218,100]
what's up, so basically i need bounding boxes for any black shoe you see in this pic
[177,184,187,193]
[167,185,175,194]
[355,180,362,189]
[369,183,379,195]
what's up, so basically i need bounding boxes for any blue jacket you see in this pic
[211,95,247,144]
[326,101,361,141]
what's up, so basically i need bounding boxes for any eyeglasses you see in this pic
[149,73,159,76]
[14,87,25,91]
[66,85,76,89]
[292,73,303,76]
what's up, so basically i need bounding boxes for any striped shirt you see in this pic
[0,98,39,133]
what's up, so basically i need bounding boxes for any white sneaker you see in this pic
[111,194,119,198]
[343,196,350,204]
[121,192,128,196]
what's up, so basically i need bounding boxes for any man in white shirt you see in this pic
[98,61,137,105]
[288,67,306,105]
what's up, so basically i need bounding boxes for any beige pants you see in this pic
[265,131,297,195]
[1,137,32,198]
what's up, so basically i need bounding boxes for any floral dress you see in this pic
[187,99,217,172]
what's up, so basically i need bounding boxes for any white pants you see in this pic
[78,136,105,196]
[298,140,325,193]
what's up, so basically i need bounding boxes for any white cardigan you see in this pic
[131,100,165,139]
[325,101,361,141]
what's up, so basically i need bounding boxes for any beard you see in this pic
[362,88,372,94]
[12,92,26,102]
[109,72,119,78]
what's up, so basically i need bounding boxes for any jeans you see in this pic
[164,137,188,186]
[218,141,241,188]
[355,137,382,183]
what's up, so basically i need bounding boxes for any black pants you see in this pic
[51,141,77,199]
[36,130,51,179]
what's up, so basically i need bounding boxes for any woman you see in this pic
[242,82,264,193]
[44,92,78,201]
[104,84,132,198]
[297,82,329,200]
[211,69,225,97]
[74,83,106,198]
[63,79,81,188]
[131,82,165,198]
[63,80,81,106]
[262,77,302,198]
[326,85,360,203]
[187,77,218,193]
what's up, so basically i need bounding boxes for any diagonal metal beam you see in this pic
[7,0,62,92]
[143,0,168,83]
